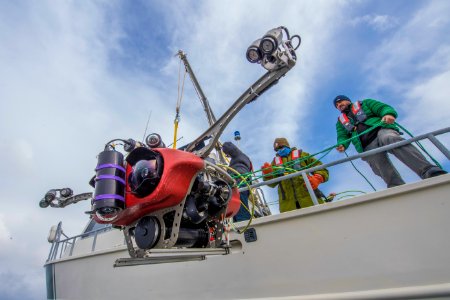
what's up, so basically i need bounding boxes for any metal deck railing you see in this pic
[46,222,114,262]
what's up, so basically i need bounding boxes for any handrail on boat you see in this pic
[46,223,113,263]
[46,127,449,263]
[239,126,450,205]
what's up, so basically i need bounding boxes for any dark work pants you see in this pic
[233,190,251,222]
[361,128,437,188]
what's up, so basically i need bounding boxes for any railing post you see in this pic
[302,172,319,205]
[428,134,450,160]
[92,231,98,252]
[69,238,76,256]
[51,223,63,261]
[47,241,56,262]
[53,241,60,261]
[59,242,64,259]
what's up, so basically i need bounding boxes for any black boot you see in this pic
[421,166,447,179]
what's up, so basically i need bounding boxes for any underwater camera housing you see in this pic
[92,150,126,222]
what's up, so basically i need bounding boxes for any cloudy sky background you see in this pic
[1,0,450,299]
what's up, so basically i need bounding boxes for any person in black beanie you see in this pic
[333,95,446,187]
[222,141,252,222]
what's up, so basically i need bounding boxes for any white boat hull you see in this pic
[46,175,450,299]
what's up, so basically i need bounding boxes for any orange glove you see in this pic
[261,162,274,179]
[306,174,324,190]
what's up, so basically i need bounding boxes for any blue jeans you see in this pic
[233,190,251,222]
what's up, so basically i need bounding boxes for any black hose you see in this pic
[290,35,301,50]
[281,26,290,40]
[104,138,129,150]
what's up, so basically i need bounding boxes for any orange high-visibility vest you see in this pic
[273,149,302,171]
[338,101,367,132]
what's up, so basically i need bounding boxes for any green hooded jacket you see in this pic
[263,148,329,213]
[336,98,399,153]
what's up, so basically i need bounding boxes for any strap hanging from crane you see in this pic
[173,58,187,149]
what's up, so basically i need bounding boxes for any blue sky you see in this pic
[1,1,450,299]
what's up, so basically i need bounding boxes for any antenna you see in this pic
[142,110,153,143]
[167,136,184,148]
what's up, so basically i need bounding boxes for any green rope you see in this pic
[217,164,255,234]
[333,190,367,196]
[232,120,443,185]
[336,194,359,201]
[344,151,377,191]
[234,120,385,182]
[395,122,443,169]
[330,190,368,202]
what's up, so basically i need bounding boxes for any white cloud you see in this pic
[404,70,450,132]
[351,14,398,31]
[0,215,12,243]
[401,70,450,162]
[362,1,450,133]
[159,0,349,166]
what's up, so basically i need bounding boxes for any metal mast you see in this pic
[177,50,226,163]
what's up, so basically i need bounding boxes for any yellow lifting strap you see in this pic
[173,112,180,149]
[217,142,230,164]
[173,58,187,149]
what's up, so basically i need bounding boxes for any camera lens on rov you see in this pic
[95,207,121,222]
[39,199,50,208]
[246,39,263,63]
[260,38,277,55]
[60,188,73,198]
[44,191,57,202]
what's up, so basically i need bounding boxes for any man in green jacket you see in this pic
[261,138,329,213]
[334,95,446,187]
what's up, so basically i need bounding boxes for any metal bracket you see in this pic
[114,247,229,267]
[123,197,188,258]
